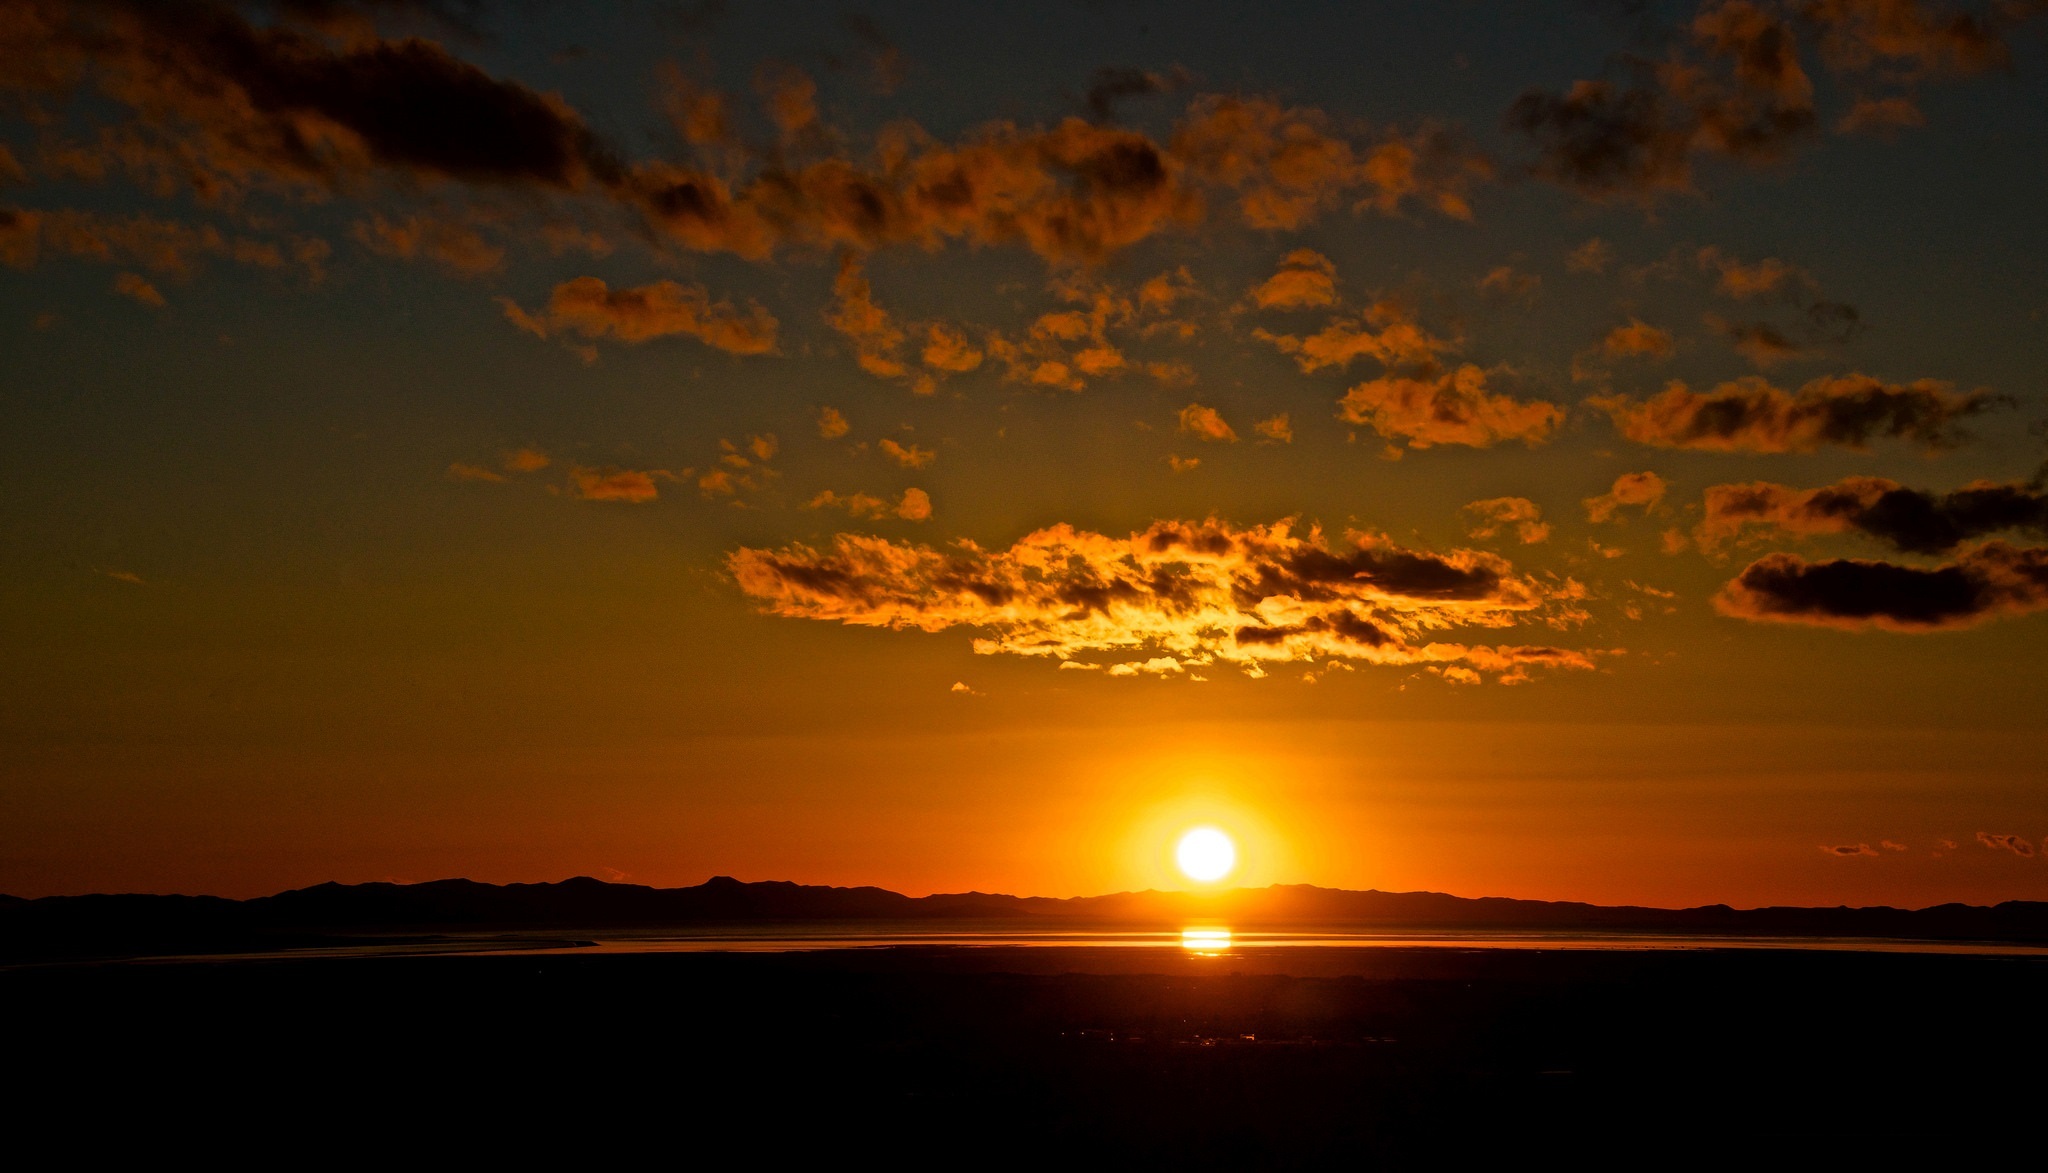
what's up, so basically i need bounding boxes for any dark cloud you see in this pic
[1594,373,1998,452]
[1821,843,1879,856]
[500,277,777,354]
[1714,541,2048,630]
[1084,65,1190,121]
[1700,476,2048,554]
[1976,831,2036,857]
[1510,0,2045,201]
[4,0,621,200]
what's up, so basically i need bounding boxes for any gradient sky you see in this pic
[4,0,2047,906]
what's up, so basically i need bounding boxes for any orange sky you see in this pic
[2,0,2046,905]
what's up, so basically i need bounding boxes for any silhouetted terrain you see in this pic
[6,875,2048,962]
[8,946,2043,1162]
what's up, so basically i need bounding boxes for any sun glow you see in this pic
[1176,827,1237,883]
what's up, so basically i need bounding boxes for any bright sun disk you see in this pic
[1176,827,1237,883]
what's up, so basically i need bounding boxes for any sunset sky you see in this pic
[4,0,2046,907]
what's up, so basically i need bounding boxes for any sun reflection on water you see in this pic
[1180,928,1233,956]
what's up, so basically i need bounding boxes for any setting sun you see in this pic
[1176,827,1238,884]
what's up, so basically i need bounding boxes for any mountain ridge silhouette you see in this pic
[6,874,2047,961]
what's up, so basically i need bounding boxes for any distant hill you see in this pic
[5,875,2047,962]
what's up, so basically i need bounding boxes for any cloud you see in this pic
[817,406,851,439]
[878,438,935,468]
[1084,66,1189,121]
[1698,477,2048,554]
[1177,403,1237,443]
[1173,95,1489,227]
[1477,265,1541,301]
[895,487,932,521]
[1509,0,2043,202]
[728,517,1599,681]
[1836,94,1926,134]
[4,1,623,201]
[0,205,322,278]
[447,462,505,483]
[1566,238,1612,274]
[571,467,662,503]
[1821,843,1879,857]
[1338,365,1564,451]
[1167,454,1200,472]
[505,447,551,473]
[1255,301,1452,372]
[1602,318,1676,359]
[825,250,907,379]
[1247,249,1338,310]
[1881,840,1907,852]
[1697,246,1810,298]
[1254,414,1293,444]
[352,213,503,275]
[1586,471,1669,523]
[1713,541,2048,631]
[1976,832,2036,857]
[920,323,984,373]
[112,270,163,306]
[1593,373,1996,452]
[1463,498,1552,544]
[502,277,776,354]
[1709,316,1809,367]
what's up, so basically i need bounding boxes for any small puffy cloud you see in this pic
[1697,477,2048,554]
[1880,840,1907,852]
[572,467,662,503]
[1585,472,1668,523]
[1566,238,1612,274]
[1248,249,1338,310]
[817,407,851,439]
[895,487,932,521]
[104,570,145,586]
[729,517,1600,682]
[949,680,981,695]
[1463,498,1551,545]
[1593,374,1995,453]
[1714,541,2048,632]
[1167,454,1201,472]
[1178,403,1238,443]
[1254,414,1293,444]
[1697,247,1810,299]
[1137,266,1199,314]
[1976,832,2036,857]
[808,490,892,519]
[503,278,777,354]
[1821,843,1879,857]
[112,271,163,306]
[447,462,506,483]
[505,448,551,473]
[1602,318,1675,359]
[920,323,984,373]
[1710,316,1809,367]
[1338,365,1563,450]
[879,438,935,468]
[1477,265,1540,301]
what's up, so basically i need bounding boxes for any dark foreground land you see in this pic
[10,945,2045,1165]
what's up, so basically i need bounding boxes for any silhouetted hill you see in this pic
[6,876,2047,961]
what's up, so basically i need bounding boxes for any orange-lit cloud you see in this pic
[729,518,1598,682]
[1463,498,1552,544]
[878,438,935,468]
[1602,318,1676,359]
[1337,365,1563,450]
[825,250,907,379]
[1821,843,1879,857]
[1593,374,1994,452]
[502,277,777,354]
[1976,832,2036,857]
[1247,249,1337,310]
[1253,414,1293,444]
[352,214,503,276]
[817,407,851,439]
[808,487,931,521]
[1476,265,1540,301]
[1585,472,1669,523]
[571,467,663,503]
[447,462,505,483]
[0,205,320,278]
[1566,238,1611,274]
[1255,301,1452,373]
[1177,404,1237,443]
[1696,246,1810,298]
[505,448,551,473]
[111,270,163,306]
[1714,541,2048,631]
